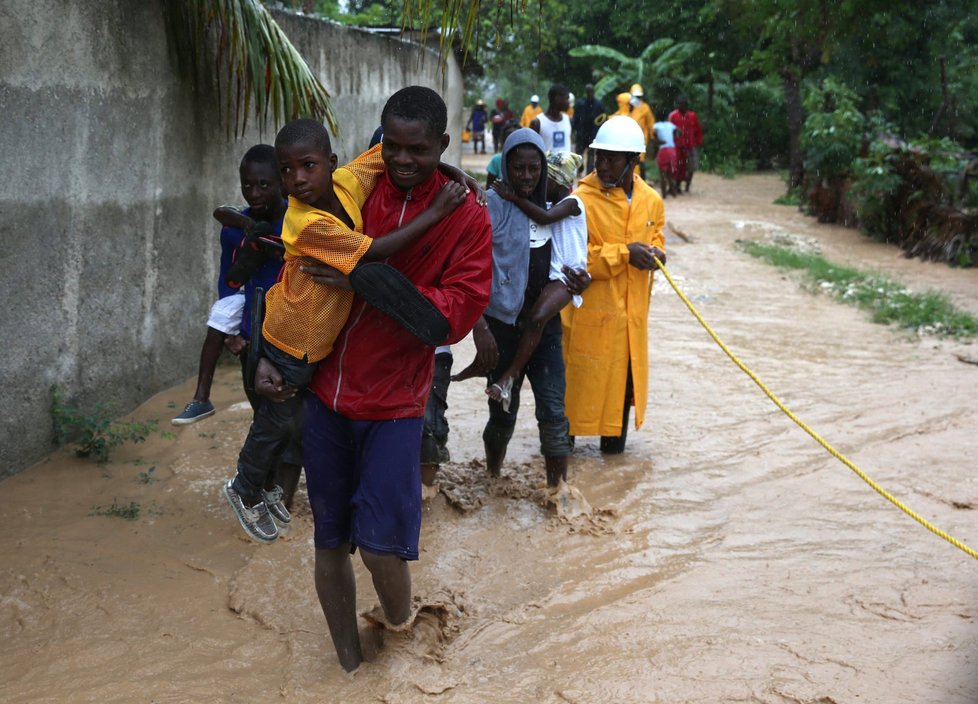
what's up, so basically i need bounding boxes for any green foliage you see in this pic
[741,241,978,337]
[90,500,141,521]
[569,39,701,106]
[800,78,864,181]
[136,467,157,484]
[773,189,801,206]
[850,130,972,244]
[733,80,789,169]
[50,386,158,464]
[161,0,338,136]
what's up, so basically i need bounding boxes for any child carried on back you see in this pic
[223,118,469,544]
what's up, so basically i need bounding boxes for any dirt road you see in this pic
[2,172,976,703]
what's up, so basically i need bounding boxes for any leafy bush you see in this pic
[800,78,864,181]
[850,131,976,264]
[734,79,789,170]
[51,386,158,463]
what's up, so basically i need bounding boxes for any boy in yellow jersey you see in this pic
[223,118,468,544]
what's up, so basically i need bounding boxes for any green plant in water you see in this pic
[740,241,978,337]
[51,386,159,463]
[773,189,801,206]
[136,467,157,484]
[90,500,141,521]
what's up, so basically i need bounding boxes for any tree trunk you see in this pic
[782,68,805,190]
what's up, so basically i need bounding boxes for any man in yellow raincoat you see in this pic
[520,94,543,127]
[613,91,632,117]
[561,115,665,453]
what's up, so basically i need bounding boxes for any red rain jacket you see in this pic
[309,169,492,419]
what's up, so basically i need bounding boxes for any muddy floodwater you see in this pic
[2,173,977,703]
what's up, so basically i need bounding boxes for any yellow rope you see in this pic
[652,256,978,561]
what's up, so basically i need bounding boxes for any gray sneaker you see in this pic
[223,479,278,543]
[262,485,291,525]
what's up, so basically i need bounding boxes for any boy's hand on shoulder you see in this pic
[432,182,468,217]
[490,181,517,203]
[463,173,488,207]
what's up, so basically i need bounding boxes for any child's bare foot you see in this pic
[450,361,483,382]
[486,376,513,412]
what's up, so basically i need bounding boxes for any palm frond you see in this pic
[162,0,337,137]
[638,37,675,60]
[569,44,632,65]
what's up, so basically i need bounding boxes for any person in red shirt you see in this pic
[668,95,704,193]
[257,86,492,673]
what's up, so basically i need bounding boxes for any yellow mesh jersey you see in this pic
[263,145,385,363]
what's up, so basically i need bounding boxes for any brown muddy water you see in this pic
[2,173,976,703]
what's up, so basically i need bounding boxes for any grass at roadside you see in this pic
[740,241,978,338]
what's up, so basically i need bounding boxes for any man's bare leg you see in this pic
[360,548,412,626]
[314,546,363,672]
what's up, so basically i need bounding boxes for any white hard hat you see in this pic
[530,94,540,103]
[588,115,646,153]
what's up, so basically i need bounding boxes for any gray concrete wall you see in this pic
[0,1,463,477]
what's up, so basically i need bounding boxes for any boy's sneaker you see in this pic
[223,479,279,544]
[171,400,215,426]
[262,485,292,525]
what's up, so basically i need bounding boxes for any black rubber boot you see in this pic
[600,398,632,455]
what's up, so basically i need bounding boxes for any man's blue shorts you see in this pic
[303,392,423,560]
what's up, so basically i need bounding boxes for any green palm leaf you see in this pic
[162,0,337,137]
[569,44,633,65]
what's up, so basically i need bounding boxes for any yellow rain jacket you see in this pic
[520,103,543,127]
[630,100,655,146]
[613,92,631,117]
[561,171,665,437]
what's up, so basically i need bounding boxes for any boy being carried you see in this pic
[223,118,468,544]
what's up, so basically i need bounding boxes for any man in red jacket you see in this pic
[668,95,704,193]
[261,86,492,672]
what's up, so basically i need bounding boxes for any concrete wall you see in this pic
[0,0,463,477]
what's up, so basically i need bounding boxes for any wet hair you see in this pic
[274,118,332,155]
[240,144,278,169]
[381,86,448,138]
[548,84,569,102]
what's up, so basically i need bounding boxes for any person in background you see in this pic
[613,91,631,117]
[628,83,655,181]
[466,99,489,154]
[490,98,514,153]
[530,84,573,154]
[520,94,543,128]
[669,95,704,193]
[652,118,681,197]
[573,84,605,174]
[486,120,520,188]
